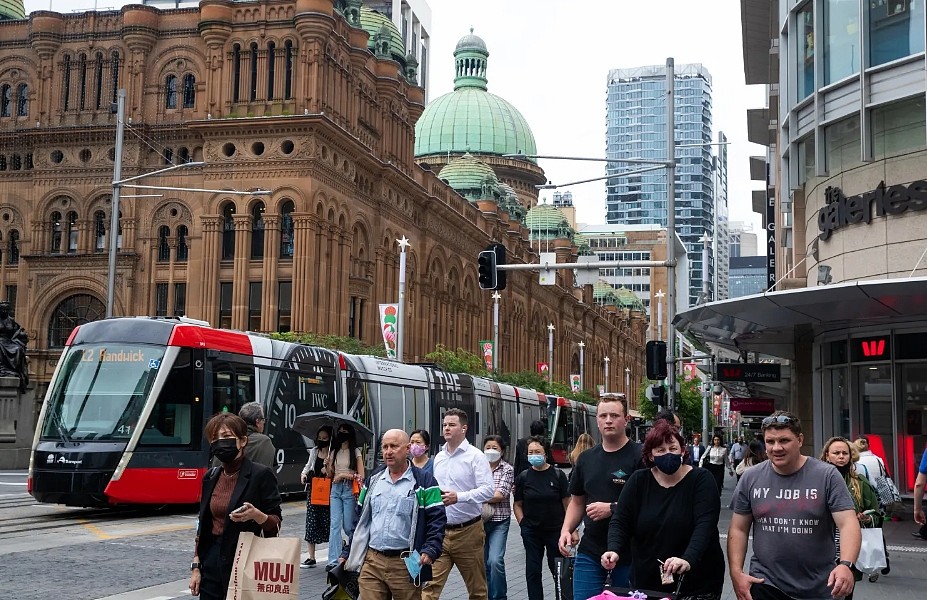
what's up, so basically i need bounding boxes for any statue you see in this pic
[0,301,28,391]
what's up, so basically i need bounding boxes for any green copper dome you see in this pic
[359,7,406,64]
[0,0,25,20]
[438,153,500,201]
[525,204,573,241]
[415,30,537,161]
[592,280,645,311]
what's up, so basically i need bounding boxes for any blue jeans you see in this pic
[484,518,510,600]
[520,524,560,600]
[327,480,357,564]
[573,551,630,600]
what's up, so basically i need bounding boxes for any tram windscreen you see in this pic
[41,344,166,441]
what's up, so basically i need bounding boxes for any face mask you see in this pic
[836,463,851,476]
[410,443,427,458]
[484,449,502,463]
[653,452,683,475]
[316,439,330,448]
[211,438,240,463]
[402,549,422,585]
[528,455,545,468]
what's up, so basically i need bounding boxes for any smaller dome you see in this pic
[525,204,573,240]
[0,0,26,20]
[438,153,499,201]
[359,7,406,63]
[455,29,488,54]
[593,280,620,305]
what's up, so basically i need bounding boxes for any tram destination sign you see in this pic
[716,363,781,382]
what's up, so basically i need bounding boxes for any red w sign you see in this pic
[860,339,886,357]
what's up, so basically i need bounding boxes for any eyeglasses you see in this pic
[762,415,796,428]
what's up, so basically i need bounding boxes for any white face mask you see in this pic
[484,449,502,463]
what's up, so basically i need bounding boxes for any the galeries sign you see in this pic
[818,180,927,240]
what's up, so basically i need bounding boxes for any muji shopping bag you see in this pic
[226,532,301,600]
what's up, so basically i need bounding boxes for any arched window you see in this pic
[280,200,294,258]
[249,42,259,102]
[8,230,19,265]
[182,74,196,108]
[176,225,189,262]
[47,294,105,348]
[221,203,236,260]
[16,84,28,117]
[163,147,174,165]
[94,210,106,252]
[165,74,177,109]
[232,44,241,103]
[0,84,10,117]
[110,51,120,104]
[62,54,72,111]
[24,153,32,170]
[67,211,78,253]
[94,52,104,109]
[0,156,5,171]
[251,202,265,259]
[78,53,87,110]
[266,42,276,100]
[10,154,20,170]
[157,225,170,261]
[178,147,189,163]
[50,211,62,253]
[284,41,294,100]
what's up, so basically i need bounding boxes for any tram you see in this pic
[548,397,600,465]
[28,317,595,507]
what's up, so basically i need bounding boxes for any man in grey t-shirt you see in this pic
[728,412,860,600]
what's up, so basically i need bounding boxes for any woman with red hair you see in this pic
[601,422,724,599]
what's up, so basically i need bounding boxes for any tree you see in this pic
[638,375,708,435]
[269,331,387,356]
[424,344,489,376]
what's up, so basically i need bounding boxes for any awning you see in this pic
[673,276,927,360]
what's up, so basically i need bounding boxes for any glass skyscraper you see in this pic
[605,64,714,307]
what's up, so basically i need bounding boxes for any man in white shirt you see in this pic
[421,408,495,600]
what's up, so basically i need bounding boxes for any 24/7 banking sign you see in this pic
[818,180,927,240]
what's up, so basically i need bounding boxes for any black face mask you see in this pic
[316,439,330,448]
[211,438,240,463]
[337,432,351,445]
[836,463,851,477]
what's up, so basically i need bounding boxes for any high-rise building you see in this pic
[728,221,758,258]
[728,256,766,298]
[713,132,729,301]
[605,64,715,307]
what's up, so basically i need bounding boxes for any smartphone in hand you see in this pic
[231,504,248,514]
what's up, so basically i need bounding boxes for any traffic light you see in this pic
[477,243,507,290]
[651,384,666,406]
[646,340,667,380]
[478,249,497,290]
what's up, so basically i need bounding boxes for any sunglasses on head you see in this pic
[762,415,796,428]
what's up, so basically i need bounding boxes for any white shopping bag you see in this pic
[856,527,887,574]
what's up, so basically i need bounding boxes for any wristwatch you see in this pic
[610,502,618,514]
[191,562,201,571]
[835,559,854,570]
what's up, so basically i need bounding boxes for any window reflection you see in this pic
[797,3,815,99]
[869,0,926,67]
[824,0,859,84]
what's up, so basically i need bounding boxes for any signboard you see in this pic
[570,374,580,392]
[378,304,399,359]
[766,190,776,291]
[716,363,781,382]
[850,335,891,362]
[479,340,494,372]
[536,362,549,375]
[729,398,775,414]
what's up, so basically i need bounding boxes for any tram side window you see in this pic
[554,410,575,449]
[139,349,197,446]
[211,361,255,416]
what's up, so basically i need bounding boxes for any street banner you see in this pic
[537,362,549,375]
[479,340,494,372]
[570,374,580,392]
[597,385,605,396]
[683,362,698,380]
[378,304,399,359]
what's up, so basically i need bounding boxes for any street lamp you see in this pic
[106,88,270,318]
[492,291,501,371]
[654,289,665,340]
[625,367,631,397]
[577,340,585,391]
[603,356,610,394]
[547,323,555,384]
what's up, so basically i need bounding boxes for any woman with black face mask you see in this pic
[601,422,725,599]
[189,413,282,600]
[299,425,333,568]
[324,425,365,570]
[820,437,882,592]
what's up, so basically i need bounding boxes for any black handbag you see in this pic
[553,555,574,600]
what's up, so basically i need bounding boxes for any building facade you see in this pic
[728,256,767,298]
[605,63,715,306]
[677,0,927,495]
[0,0,646,396]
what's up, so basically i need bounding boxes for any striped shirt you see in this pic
[488,460,514,521]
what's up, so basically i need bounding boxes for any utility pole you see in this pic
[105,89,126,319]
[665,58,678,410]
[492,291,501,371]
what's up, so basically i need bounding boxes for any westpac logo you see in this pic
[860,339,886,358]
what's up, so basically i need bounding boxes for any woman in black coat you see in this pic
[189,413,283,600]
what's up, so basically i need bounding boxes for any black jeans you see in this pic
[198,539,225,600]
[520,524,560,600]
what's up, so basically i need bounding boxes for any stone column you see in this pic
[290,214,315,331]
[261,215,280,331]
[199,216,222,323]
[231,215,252,329]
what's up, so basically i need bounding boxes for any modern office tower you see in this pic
[728,221,758,258]
[728,256,767,298]
[713,132,730,301]
[605,64,715,307]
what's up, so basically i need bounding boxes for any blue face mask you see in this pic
[528,454,545,468]
[402,549,422,585]
[653,452,683,475]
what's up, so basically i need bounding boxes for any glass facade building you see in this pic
[728,256,767,298]
[605,64,715,307]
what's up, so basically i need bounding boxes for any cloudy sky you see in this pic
[25,0,766,234]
